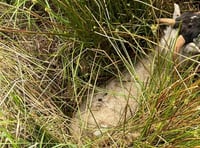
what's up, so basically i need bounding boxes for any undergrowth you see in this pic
[0,0,199,147]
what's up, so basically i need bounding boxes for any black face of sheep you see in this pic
[174,12,200,44]
[158,12,200,60]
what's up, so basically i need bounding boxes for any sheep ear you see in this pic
[175,35,185,54]
[157,18,175,26]
[173,3,181,19]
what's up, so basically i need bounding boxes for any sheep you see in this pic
[70,3,200,141]
[158,8,200,60]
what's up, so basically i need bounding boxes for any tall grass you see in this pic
[0,0,199,147]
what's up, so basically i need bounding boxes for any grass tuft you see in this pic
[0,0,199,147]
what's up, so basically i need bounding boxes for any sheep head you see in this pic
[158,9,200,61]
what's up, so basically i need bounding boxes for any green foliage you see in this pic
[28,0,155,48]
[0,0,199,147]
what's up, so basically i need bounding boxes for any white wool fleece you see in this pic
[70,4,200,141]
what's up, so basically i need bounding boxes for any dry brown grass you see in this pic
[0,0,199,147]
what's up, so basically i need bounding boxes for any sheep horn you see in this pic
[157,18,176,26]
[174,35,185,60]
